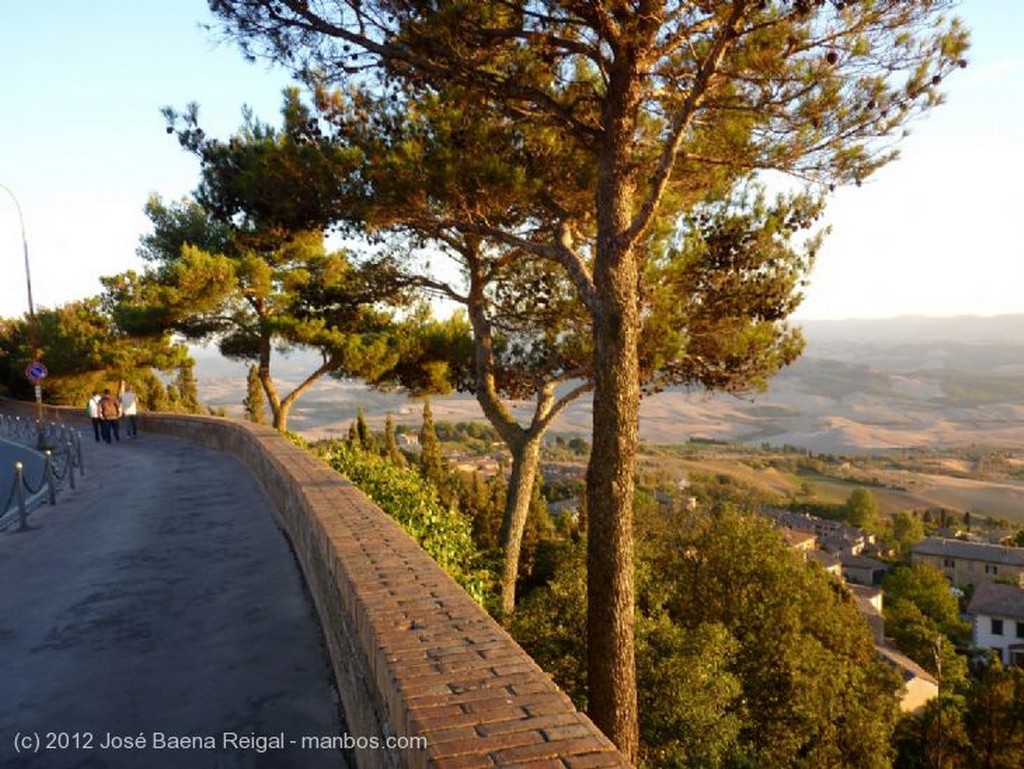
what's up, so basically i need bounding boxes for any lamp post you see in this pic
[0,182,43,426]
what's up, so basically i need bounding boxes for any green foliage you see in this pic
[434,420,501,450]
[464,472,503,553]
[0,298,190,407]
[417,399,445,487]
[636,616,744,769]
[211,2,971,754]
[319,440,491,606]
[243,363,267,424]
[893,692,971,769]
[383,412,405,466]
[894,659,1024,768]
[509,540,589,708]
[366,309,476,396]
[884,565,970,645]
[104,96,408,432]
[513,504,900,768]
[892,510,926,555]
[642,184,820,396]
[169,89,361,238]
[882,564,972,683]
[846,487,883,533]
[171,362,202,414]
[355,407,377,453]
[963,661,1024,768]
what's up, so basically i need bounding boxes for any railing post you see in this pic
[74,428,85,476]
[14,461,27,531]
[66,439,76,490]
[44,450,56,505]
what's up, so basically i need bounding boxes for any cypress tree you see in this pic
[418,399,444,486]
[384,413,405,466]
[243,364,267,424]
[356,407,377,453]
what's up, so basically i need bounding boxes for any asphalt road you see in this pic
[0,431,348,769]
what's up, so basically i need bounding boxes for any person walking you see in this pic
[98,388,121,443]
[121,383,138,438]
[87,391,102,442]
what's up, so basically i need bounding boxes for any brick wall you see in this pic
[127,412,629,769]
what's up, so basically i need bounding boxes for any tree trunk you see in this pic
[497,434,543,617]
[257,339,286,431]
[586,59,641,762]
[586,262,640,763]
[275,358,337,434]
[272,400,292,432]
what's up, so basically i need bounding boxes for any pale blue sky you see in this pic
[1,1,1021,321]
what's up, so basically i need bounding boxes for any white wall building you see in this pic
[967,581,1024,666]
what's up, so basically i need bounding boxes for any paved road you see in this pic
[0,431,348,769]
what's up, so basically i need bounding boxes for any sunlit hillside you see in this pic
[194,315,1024,454]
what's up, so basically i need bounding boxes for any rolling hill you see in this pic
[193,314,1024,454]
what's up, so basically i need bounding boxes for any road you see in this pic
[0,430,348,768]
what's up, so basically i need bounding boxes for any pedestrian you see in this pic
[98,388,121,443]
[87,391,102,442]
[121,383,138,438]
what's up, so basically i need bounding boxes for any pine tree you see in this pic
[210,3,969,756]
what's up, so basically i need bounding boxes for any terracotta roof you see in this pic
[840,553,888,570]
[809,549,841,569]
[876,644,938,685]
[967,581,1024,619]
[912,537,1024,567]
[781,529,816,547]
[849,584,883,617]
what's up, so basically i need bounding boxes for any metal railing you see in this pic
[1,415,85,531]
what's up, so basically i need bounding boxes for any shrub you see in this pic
[318,440,492,606]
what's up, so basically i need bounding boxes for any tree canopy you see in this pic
[208,1,969,755]
[0,298,192,410]
[513,503,901,768]
[105,94,409,432]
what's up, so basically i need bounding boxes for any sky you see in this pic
[0,0,1021,322]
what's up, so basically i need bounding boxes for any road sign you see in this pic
[25,360,47,383]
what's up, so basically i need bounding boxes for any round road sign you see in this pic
[25,361,48,383]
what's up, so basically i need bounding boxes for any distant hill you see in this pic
[800,314,1024,346]
[192,315,1024,453]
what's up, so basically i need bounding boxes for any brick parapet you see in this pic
[114,411,630,769]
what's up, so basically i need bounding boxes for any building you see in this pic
[762,507,873,557]
[808,549,842,578]
[396,432,420,449]
[911,537,1024,587]
[840,553,889,587]
[876,645,939,714]
[780,528,817,552]
[849,584,885,644]
[967,581,1024,667]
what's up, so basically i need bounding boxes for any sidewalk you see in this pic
[0,431,348,768]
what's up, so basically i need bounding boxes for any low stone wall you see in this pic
[129,412,628,769]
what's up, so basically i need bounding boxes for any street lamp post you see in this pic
[0,182,44,426]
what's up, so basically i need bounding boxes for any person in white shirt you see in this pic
[87,391,102,442]
[121,384,139,438]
